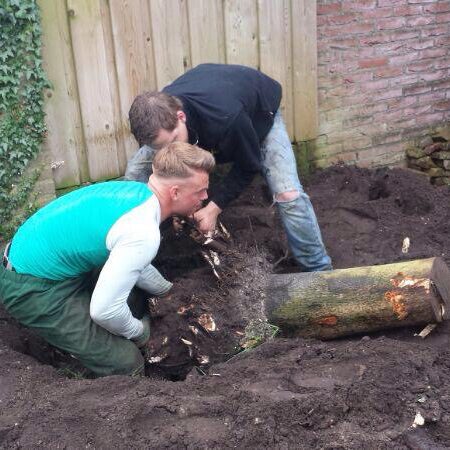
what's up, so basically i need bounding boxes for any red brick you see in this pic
[390,74,419,86]
[325,108,354,122]
[362,8,394,19]
[357,144,405,165]
[389,52,420,66]
[434,100,450,111]
[403,84,432,95]
[424,2,450,13]
[393,5,423,15]
[363,79,390,90]
[342,0,377,11]
[373,88,403,100]
[335,22,374,36]
[417,91,447,104]
[360,34,393,46]
[408,0,439,3]
[317,3,341,15]
[421,25,450,37]
[374,109,407,122]
[435,60,450,70]
[387,96,417,110]
[358,57,389,69]
[342,47,375,59]
[371,132,403,145]
[377,17,407,30]
[390,30,421,41]
[436,12,450,23]
[327,84,361,97]
[341,72,374,83]
[420,48,447,58]
[378,0,406,5]
[375,66,403,78]
[419,70,448,82]
[432,79,450,90]
[342,136,373,151]
[321,120,345,134]
[407,61,435,73]
[408,39,435,50]
[327,37,359,49]
[317,15,329,26]
[417,112,444,125]
[404,105,433,116]
[435,36,450,46]
[327,60,360,74]
[386,118,416,130]
[327,129,362,145]
[319,95,345,111]
[372,42,407,55]
[407,16,435,26]
[343,115,374,127]
[340,93,372,107]
[328,13,358,25]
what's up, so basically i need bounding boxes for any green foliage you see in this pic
[0,0,49,240]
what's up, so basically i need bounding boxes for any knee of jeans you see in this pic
[274,190,300,203]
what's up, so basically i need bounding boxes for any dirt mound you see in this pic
[1,165,450,449]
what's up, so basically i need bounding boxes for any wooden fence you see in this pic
[39,0,318,189]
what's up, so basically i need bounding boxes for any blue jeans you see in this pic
[260,112,332,271]
[124,113,332,271]
[124,145,156,183]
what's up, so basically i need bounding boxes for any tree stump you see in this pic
[266,257,450,339]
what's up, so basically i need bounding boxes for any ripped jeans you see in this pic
[260,112,332,271]
[124,112,332,271]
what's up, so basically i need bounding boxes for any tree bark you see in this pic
[266,257,450,340]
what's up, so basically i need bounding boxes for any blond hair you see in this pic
[152,142,215,178]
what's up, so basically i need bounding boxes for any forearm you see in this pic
[90,287,144,340]
[136,264,172,296]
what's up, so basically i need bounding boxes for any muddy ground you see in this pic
[1,165,450,449]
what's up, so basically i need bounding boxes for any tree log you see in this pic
[266,257,450,340]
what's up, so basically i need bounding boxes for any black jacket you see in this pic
[163,64,282,209]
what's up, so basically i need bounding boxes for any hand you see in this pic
[132,315,150,348]
[193,201,222,234]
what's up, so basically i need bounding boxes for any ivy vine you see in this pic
[0,0,49,240]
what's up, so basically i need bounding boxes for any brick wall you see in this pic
[314,0,450,168]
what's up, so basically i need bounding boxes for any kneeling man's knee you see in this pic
[275,190,300,203]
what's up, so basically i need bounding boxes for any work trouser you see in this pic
[0,263,145,377]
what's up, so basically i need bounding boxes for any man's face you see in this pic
[152,111,189,150]
[173,170,209,217]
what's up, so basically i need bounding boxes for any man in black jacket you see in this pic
[126,64,332,272]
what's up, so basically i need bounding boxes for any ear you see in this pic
[169,185,179,201]
[177,110,186,123]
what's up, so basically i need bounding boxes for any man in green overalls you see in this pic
[0,142,215,377]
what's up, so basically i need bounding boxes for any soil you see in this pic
[2,165,450,449]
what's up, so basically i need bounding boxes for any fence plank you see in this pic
[150,0,189,89]
[258,0,294,138]
[66,0,122,181]
[40,0,318,184]
[187,0,225,66]
[224,0,258,67]
[39,0,88,188]
[292,0,319,141]
[109,0,157,162]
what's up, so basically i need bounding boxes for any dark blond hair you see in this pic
[129,92,183,147]
[152,142,215,178]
